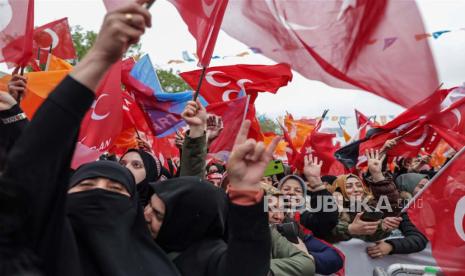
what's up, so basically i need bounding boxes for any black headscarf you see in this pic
[150,176,228,253]
[121,149,162,207]
[67,161,179,276]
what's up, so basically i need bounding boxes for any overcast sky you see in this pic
[1,0,464,132]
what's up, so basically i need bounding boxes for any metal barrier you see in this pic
[373,264,443,276]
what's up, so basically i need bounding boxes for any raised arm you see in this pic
[213,120,281,276]
[1,2,151,245]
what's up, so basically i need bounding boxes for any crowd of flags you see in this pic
[0,0,464,275]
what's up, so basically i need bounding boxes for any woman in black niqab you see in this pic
[67,160,179,276]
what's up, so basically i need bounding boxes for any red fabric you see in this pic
[408,148,465,276]
[151,134,180,169]
[102,0,131,11]
[221,0,439,108]
[0,0,34,68]
[281,125,297,166]
[206,96,248,154]
[294,131,341,175]
[358,88,465,162]
[355,109,371,129]
[179,63,293,104]
[72,62,123,168]
[121,57,153,96]
[169,0,229,67]
[32,18,76,64]
[246,104,264,142]
[228,187,264,206]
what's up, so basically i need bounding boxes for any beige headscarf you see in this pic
[329,174,370,200]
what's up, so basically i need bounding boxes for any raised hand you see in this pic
[0,91,18,111]
[181,99,207,138]
[206,115,223,144]
[303,154,325,191]
[8,75,27,101]
[366,149,386,182]
[71,1,152,91]
[174,131,185,149]
[92,1,152,64]
[380,137,399,153]
[227,120,281,190]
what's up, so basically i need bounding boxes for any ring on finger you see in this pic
[125,13,133,23]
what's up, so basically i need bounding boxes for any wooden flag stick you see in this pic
[45,45,53,71]
[193,66,207,101]
[144,0,157,9]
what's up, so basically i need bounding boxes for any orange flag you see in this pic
[22,70,70,118]
[47,54,73,71]
[263,132,286,158]
[0,70,70,118]
[284,113,316,150]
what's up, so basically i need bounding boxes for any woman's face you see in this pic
[345,176,364,201]
[144,194,165,239]
[120,152,146,184]
[268,196,285,224]
[413,178,429,196]
[280,179,303,197]
[68,177,130,197]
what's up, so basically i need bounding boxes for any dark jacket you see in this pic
[385,212,428,255]
[0,104,28,171]
[365,173,401,216]
[180,132,207,178]
[151,177,271,276]
[1,76,179,276]
[301,189,339,239]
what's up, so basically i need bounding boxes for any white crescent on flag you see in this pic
[91,94,111,121]
[41,28,60,49]
[206,71,231,87]
[265,0,319,31]
[454,196,465,242]
[222,89,238,101]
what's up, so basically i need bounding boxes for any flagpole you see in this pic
[37,48,41,66]
[400,145,465,213]
[242,94,250,123]
[144,0,157,9]
[45,45,53,71]
[193,66,207,101]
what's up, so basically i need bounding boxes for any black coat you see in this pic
[151,177,271,276]
[301,189,339,239]
[385,212,428,254]
[0,104,28,171]
[0,76,179,276]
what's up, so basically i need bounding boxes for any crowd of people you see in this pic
[0,2,451,276]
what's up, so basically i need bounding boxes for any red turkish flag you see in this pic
[206,96,248,158]
[152,134,179,166]
[169,0,229,67]
[408,147,465,276]
[294,130,341,175]
[33,18,76,64]
[221,0,439,108]
[355,109,374,129]
[179,63,293,104]
[0,0,34,68]
[281,125,297,166]
[72,62,123,168]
